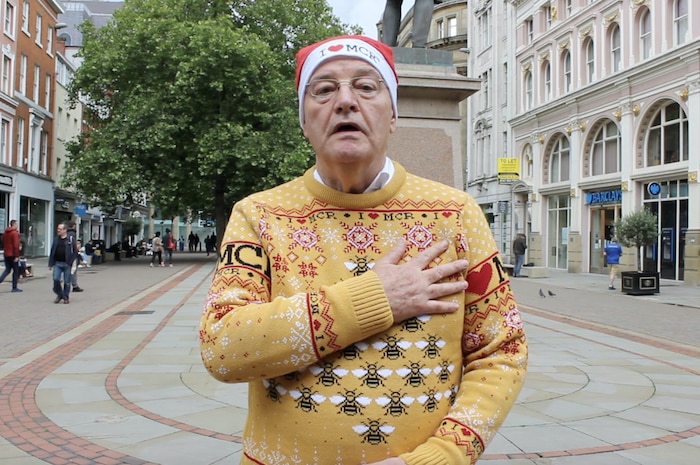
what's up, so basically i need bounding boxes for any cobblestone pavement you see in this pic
[1,253,699,464]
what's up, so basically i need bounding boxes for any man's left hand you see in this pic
[366,459,407,465]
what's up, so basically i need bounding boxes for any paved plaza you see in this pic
[1,253,699,464]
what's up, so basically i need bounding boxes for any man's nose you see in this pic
[334,84,359,112]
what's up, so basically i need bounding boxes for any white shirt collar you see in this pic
[313,157,395,193]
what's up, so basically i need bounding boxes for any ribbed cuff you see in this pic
[344,271,394,338]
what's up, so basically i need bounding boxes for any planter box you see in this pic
[621,271,660,295]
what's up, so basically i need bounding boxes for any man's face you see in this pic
[57,225,67,238]
[302,58,396,169]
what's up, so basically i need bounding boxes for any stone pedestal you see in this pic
[390,48,481,189]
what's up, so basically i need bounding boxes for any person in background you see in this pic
[66,221,84,292]
[0,219,22,292]
[604,237,623,290]
[163,228,175,267]
[150,231,164,267]
[512,233,527,277]
[49,222,79,304]
[199,35,527,465]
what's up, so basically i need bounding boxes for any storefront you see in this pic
[586,188,622,274]
[642,180,688,281]
[546,193,570,269]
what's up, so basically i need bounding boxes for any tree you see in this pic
[614,209,659,272]
[65,0,353,241]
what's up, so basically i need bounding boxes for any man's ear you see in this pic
[389,116,397,133]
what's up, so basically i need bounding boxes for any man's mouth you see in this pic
[332,122,362,134]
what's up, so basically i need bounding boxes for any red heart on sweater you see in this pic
[467,264,492,295]
[369,213,379,219]
[442,212,452,217]
[328,45,343,52]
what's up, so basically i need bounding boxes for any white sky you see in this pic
[326,0,413,40]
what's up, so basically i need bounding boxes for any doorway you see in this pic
[590,205,621,273]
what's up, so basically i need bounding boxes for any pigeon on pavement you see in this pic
[548,290,556,296]
[539,289,546,297]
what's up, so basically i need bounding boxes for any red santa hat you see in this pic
[295,35,399,126]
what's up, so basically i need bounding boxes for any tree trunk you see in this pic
[214,177,228,256]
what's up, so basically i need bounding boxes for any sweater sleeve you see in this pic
[400,195,528,465]
[199,199,394,382]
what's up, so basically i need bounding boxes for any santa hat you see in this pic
[295,35,398,126]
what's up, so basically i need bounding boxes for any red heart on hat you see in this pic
[328,44,344,52]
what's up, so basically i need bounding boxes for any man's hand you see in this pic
[366,458,408,465]
[373,239,468,323]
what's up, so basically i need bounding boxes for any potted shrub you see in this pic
[614,209,660,295]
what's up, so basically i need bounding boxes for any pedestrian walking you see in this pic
[199,35,527,465]
[162,228,175,267]
[512,233,527,277]
[66,221,84,292]
[48,222,79,304]
[150,231,163,267]
[0,219,22,292]
[604,237,623,290]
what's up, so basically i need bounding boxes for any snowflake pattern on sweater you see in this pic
[200,164,527,465]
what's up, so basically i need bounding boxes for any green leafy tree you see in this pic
[65,0,352,240]
[614,209,659,272]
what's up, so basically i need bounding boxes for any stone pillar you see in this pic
[389,48,480,189]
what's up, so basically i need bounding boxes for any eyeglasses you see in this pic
[306,76,384,101]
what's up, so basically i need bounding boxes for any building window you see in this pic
[673,0,688,46]
[5,1,16,36]
[34,14,42,46]
[479,10,490,48]
[21,0,29,33]
[585,39,595,84]
[44,73,51,109]
[437,19,444,39]
[481,69,490,110]
[646,102,688,166]
[565,0,572,17]
[2,56,11,94]
[639,8,652,60]
[33,64,40,102]
[16,117,24,168]
[549,135,570,183]
[610,24,621,73]
[542,60,551,102]
[525,18,533,44]
[47,26,53,56]
[543,4,552,31]
[524,70,533,110]
[40,131,48,175]
[503,62,508,105]
[590,121,620,175]
[0,119,9,166]
[19,54,27,95]
[562,50,572,93]
[447,16,457,38]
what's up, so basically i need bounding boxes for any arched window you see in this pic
[584,39,595,84]
[646,102,688,166]
[590,121,620,175]
[609,24,621,73]
[549,136,570,183]
[674,0,688,46]
[639,8,652,60]
[542,60,551,102]
[561,50,572,93]
[524,70,533,110]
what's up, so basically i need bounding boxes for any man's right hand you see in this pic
[373,239,468,323]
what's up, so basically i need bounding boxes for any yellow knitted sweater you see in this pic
[200,163,527,465]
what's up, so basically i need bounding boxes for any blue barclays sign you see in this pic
[586,189,622,205]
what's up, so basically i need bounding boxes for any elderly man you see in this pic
[200,35,527,465]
